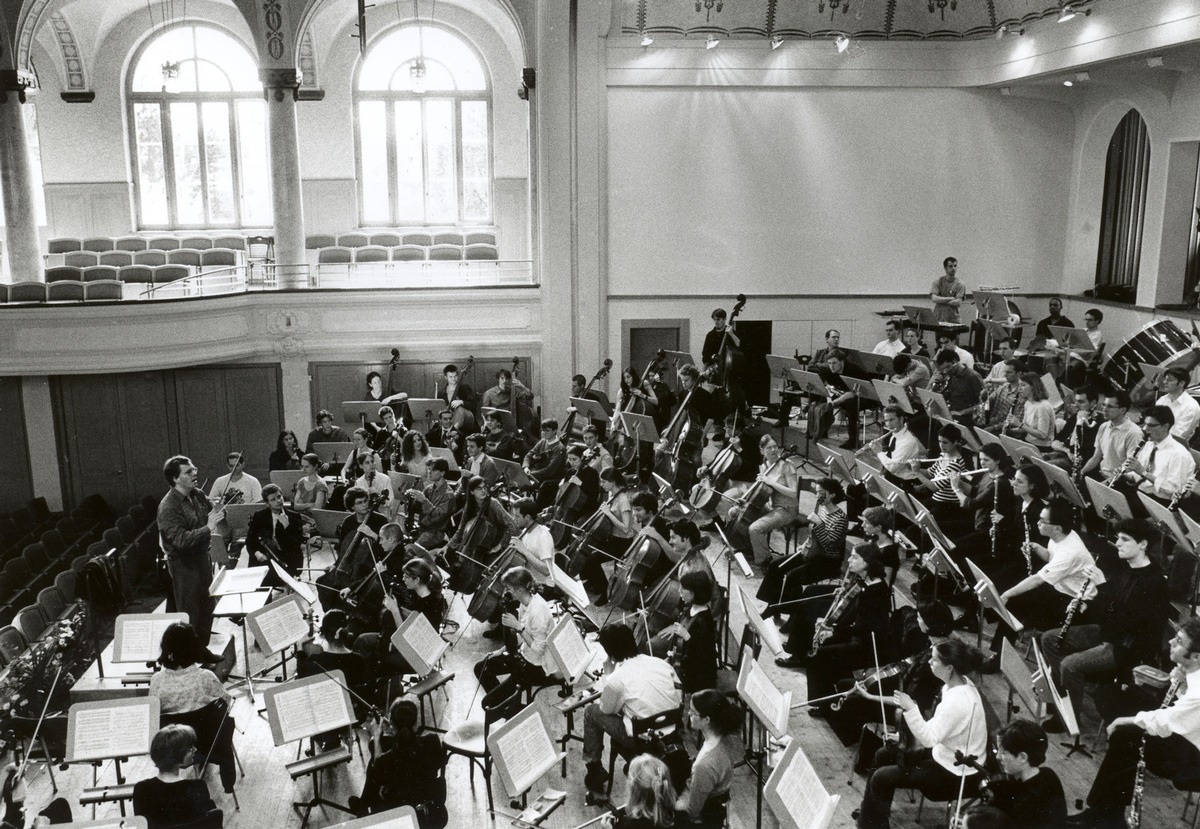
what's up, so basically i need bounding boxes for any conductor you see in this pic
[157,456,223,643]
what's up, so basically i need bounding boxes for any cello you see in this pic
[689,410,753,512]
[606,509,674,611]
[653,365,706,490]
[724,445,798,552]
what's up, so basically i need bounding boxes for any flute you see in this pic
[929,468,988,484]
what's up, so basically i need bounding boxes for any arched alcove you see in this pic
[1094,108,1150,303]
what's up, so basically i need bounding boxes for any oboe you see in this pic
[1058,575,1091,639]
[1021,509,1033,575]
[1127,672,1183,829]
[1106,438,1150,488]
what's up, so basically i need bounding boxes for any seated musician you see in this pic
[873,320,905,358]
[809,349,862,450]
[980,360,1021,434]
[901,324,930,358]
[353,557,446,677]
[1040,518,1167,733]
[616,364,660,421]
[965,719,1067,829]
[891,353,930,392]
[1035,297,1073,341]
[859,505,901,581]
[577,469,635,603]
[316,487,388,611]
[983,499,1100,672]
[758,477,847,607]
[1049,386,1101,465]
[525,419,567,508]
[583,623,683,796]
[1156,367,1199,442]
[1079,390,1144,483]
[853,639,988,829]
[582,425,614,473]
[463,432,500,487]
[439,475,515,591]
[907,423,969,533]
[677,690,740,828]
[438,363,477,423]
[292,453,329,514]
[775,546,892,699]
[350,697,446,819]
[983,338,1023,383]
[479,411,516,462]
[810,328,841,368]
[343,427,372,481]
[397,431,432,478]
[1065,308,1106,388]
[1005,372,1055,450]
[269,429,304,471]
[866,406,923,487]
[510,497,561,601]
[1068,618,1200,829]
[675,363,717,439]
[353,451,397,519]
[245,483,305,588]
[297,610,371,743]
[132,725,218,829]
[656,570,718,695]
[426,409,464,465]
[727,434,799,567]
[209,450,262,504]
[943,444,1015,576]
[936,332,974,370]
[403,457,454,553]
[561,443,602,522]
[473,566,558,706]
[604,755,676,829]
[367,405,403,470]
[933,350,983,428]
[1119,404,1194,512]
[305,408,350,453]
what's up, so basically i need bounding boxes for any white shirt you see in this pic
[878,427,923,480]
[903,681,988,777]
[985,361,1008,384]
[952,346,974,370]
[873,338,905,357]
[599,654,682,730]
[1158,392,1200,442]
[518,594,557,674]
[1040,530,1100,600]
[516,523,556,586]
[1136,436,1196,500]
[354,472,395,503]
[1136,666,1200,751]
[210,472,262,504]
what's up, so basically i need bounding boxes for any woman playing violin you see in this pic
[353,558,447,678]
[472,566,558,707]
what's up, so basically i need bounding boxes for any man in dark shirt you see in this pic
[933,350,983,427]
[305,409,351,453]
[245,483,306,588]
[1040,518,1167,732]
[810,349,863,449]
[403,457,455,551]
[975,719,1067,829]
[426,409,464,465]
[1034,297,1074,342]
[701,307,740,367]
[525,419,567,508]
[157,455,223,640]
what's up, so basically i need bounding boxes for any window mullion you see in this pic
[160,103,177,228]
[387,100,399,227]
[422,99,432,225]
[195,101,211,226]
[229,101,242,227]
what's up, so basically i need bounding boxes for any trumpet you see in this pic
[929,468,988,484]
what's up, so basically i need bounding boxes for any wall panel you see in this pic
[0,378,35,513]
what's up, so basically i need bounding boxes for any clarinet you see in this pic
[1021,508,1033,576]
[1127,673,1183,829]
[1058,575,1091,639]
[1106,438,1151,488]
[1167,477,1193,511]
[1071,417,1084,481]
[989,475,1000,559]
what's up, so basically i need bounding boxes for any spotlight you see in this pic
[641,34,654,46]
[706,35,720,49]
[1062,79,1073,86]
[835,34,850,53]
[1056,4,1089,22]
[770,34,784,50]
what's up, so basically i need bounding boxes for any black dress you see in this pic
[132,777,216,829]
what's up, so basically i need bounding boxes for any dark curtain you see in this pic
[1094,109,1150,300]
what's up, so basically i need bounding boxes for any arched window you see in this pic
[128,25,271,228]
[1094,109,1150,300]
[356,25,491,225]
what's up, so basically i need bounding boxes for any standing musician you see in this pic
[582,623,683,797]
[758,477,847,607]
[157,456,224,644]
[964,719,1067,829]
[728,435,799,567]
[701,308,740,368]
[426,409,464,465]
[402,457,454,553]
[933,350,983,428]
[674,363,717,433]
[930,256,966,324]
[525,419,567,509]
[1156,367,1200,442]
[438,475,515,588]
[306,408,350,453]
[581,425,614,473]
[1079,390,1144,482]
[1068,619,1200,829]
[853,640,989,829]
[1039,518,1167,732]
[463,433,501,488]
[983,499,1101,672]
[616,364,659,419]
[244,483,305,588]
[472,566,558,707]
[1121,405,1194,511]
[316,487,388,613]
[209,450,262,504]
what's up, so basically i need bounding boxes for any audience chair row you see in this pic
[53,248,242,270]
[316,243,499,264]
[306,231,496,249]
[48,236,250,254]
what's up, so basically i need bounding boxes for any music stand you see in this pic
[737,586,785,656]
[998,434,1041,464]
[934,415,981,453]
[1028,638,1084,753]
[568,396,612,425]
[493,458,534,489]
[966,557,1023,648]
[1048,326,1095,354]
[1138,362,1168,386]
[341,400,383,428]
[924,546,969,601]
[486,704,566,802]
[736,645,792,829]
[481,407,518,433]
[546,615,599,687]
[915,387,952,421]
[209,565,269,698]
[1138,492,1191,551]
[390,609,450,677]
[789,369,830,400]
[312,441,355,468]
[406,397,445,433]
[851,351,894,378]
[1031,457,1088,510]
[271,470,305,498]
[324,805,420,829]
[766,354,801,407]
[1085,478,1133,526]
[663,349,696,372]
[862,471,919,523]
[112,612,188,664]
[245,593,311,682]
[763,740,839,829]
[1000,637,1043,722]
[618,411,661,446]
[872,379,914,414]
[974,427,1004,451]
[67,697,160,798]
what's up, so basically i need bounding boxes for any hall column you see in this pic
[260,68,306,289]
[0,73,42,281]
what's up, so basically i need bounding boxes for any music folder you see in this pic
[66,697,160,763]
[486,703,564,798]
[547,615,597,686]
[112,612,188,664]
[841,375,880,402]
[390,609,450,677]
[1031,456,1088,509]
[737,586,785,656]
[1000,638,1043,720]
[1137,491,1190,550]
[263,671,356,746]
[914,387,951,420]
[325,805,420,829]
[1084,478,1133,522]
[209,565,269,596]
[1048,326,1096,353]
[246,593,312,655]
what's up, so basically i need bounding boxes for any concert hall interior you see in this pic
[7,0,1200,827]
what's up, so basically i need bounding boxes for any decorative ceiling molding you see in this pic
[625,0,1097,40]
[298,27,317,87]
[48,11,86,91]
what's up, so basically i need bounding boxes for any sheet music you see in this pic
[113,613,187,663]
[391,611,448,676]
[490,707,558,796]
[326,806,420,829]
[270,559,317,605]
[209,565,269,596]
[766,742,837,829]
[268,675,354,745]
[551,562,589,609]
[68,700,157,762]
[248,595,311,654]
[548,616,591,684]
[738,652,789,738]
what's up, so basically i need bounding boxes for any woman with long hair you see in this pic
[269,429,303,471]
[603,755,676,829]
[676,690,741,827]
[1007,373,1055,449]
[400,430,432,477]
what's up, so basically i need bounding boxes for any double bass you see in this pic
[563,359,613,439]
[653,367,705,490]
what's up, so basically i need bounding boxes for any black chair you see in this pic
[54,569,76,603]
[3,558,35,609]
[162,699,242,808]
[0,624,27,666]
[442,685,523,814]
[37,585,67,623]
[14,604,46,642]
[605,706,688,799]
[22,544,54,592]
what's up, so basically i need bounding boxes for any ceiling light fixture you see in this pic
[834,34,850,53]
[706,34,720,49]
[1057,4,1091,22]
[641,33,654,47]
[994,23,1025,39]
[1062,79,1074,86]
[770,34,784,50]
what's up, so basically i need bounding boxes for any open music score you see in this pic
[764,739,839,829]
[270,559,317,605]
[736,645,791,739]
[965,558,1023,632]
[246,594,311,655]
[487,703,564,798]
[66,697,160,763]
[390,609,449,677]
[56,819,149,829]
[263,671,356,746]
[326,805,419,829]
[547,615,597,686]
[738,586,784,656]
[551,562,589,610]
[112,612,188,663]
[209,564,269,596]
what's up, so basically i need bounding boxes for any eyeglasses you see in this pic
[1143,421,1163,429]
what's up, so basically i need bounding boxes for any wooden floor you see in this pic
[24,479,1200,829]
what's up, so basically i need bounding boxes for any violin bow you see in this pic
[14,664,64,780]
[870,631,888,731]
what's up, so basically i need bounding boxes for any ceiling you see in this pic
[622,0,1099,41]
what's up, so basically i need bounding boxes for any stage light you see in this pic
[706,35,720,49]
[770,35,784,50]
[835,34,850,53]
[641,34,654,46]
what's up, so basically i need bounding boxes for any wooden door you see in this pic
[55,375,130,509]
[173,368,232,489]
[118,372,175,505]
[0,378,34,513]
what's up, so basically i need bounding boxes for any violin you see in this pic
[829,655,921,711]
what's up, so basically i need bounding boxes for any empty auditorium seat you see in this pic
[402,232,433,247]
[465,232,497,246]
[82,266,120,284]
[85,280,124,301]
[180,236,213,250]
[306,234,336,249]
[201,248,239,268]
[63,251,98,268]
[47,238,82,254]
[45,266,84,282]
[246,236,272,262]
[337,233,369,248]
[168,249,202,267]
[354,245,389,263]
[82,237,115,253]
[8,282,47,303]
[428,244,463,261]
[147,236,181,251]
[369,232,401,247]
[133,250,167,266]
[0,284,7,304]
[465,244,499,261]
[433,232,464,246]
[318,247,352,264]
[153,265,190,284]
[46,281,86,302]
[114,236,149,252]
[54,570,75,603]
[211,236,246,250]
[99,251,133,267]
[392,245,427,261]
[117,265,154,284]
[14,605,46,643]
